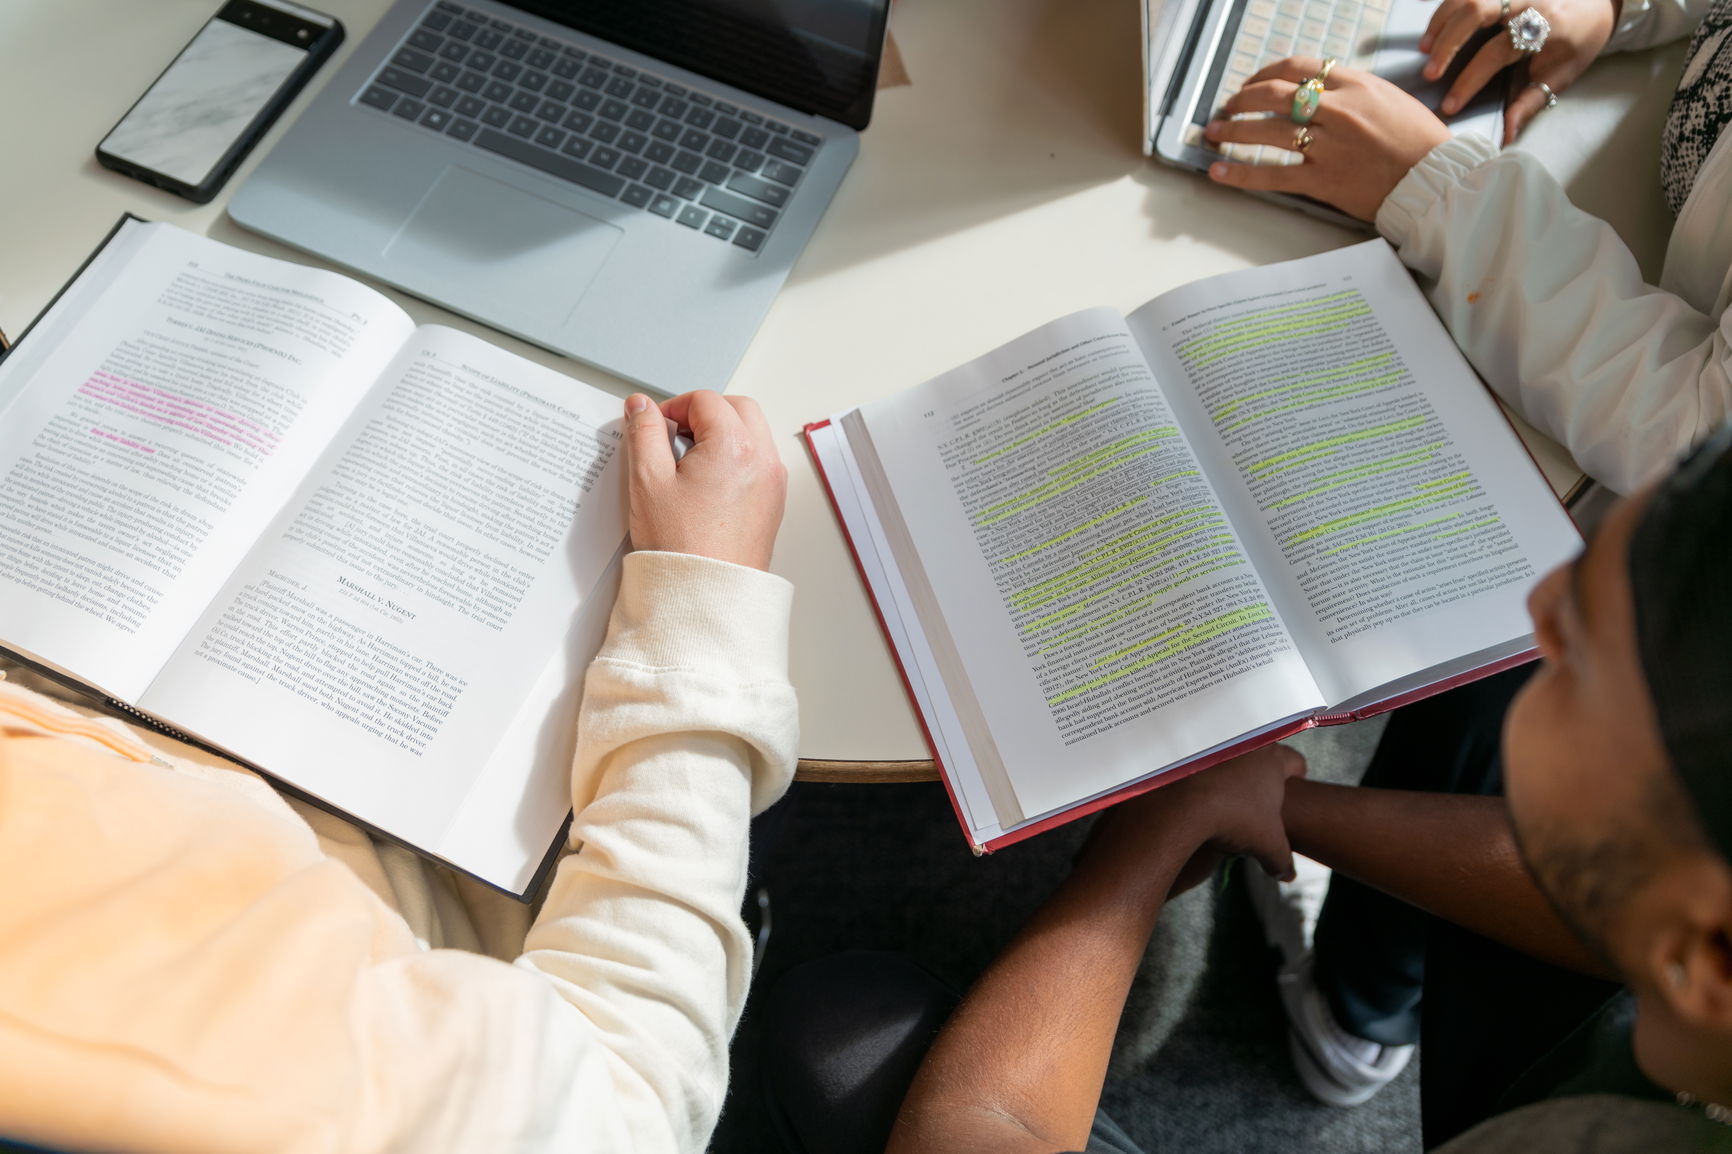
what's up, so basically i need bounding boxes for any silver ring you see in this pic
[1534,80,1558,109]
[1500,0,1511,19]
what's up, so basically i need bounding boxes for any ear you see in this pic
[1644,858,1732,1030]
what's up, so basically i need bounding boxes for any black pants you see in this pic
[1312,666,1621,1148]
[760,951,1144,1154]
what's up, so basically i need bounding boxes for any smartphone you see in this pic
[96,1,343,204]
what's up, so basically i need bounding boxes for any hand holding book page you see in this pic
[0,225,414,700]
[846,310,1325,827]
[623,390,786,571]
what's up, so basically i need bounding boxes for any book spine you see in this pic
[103,697,196,746]
[803,421,985,853]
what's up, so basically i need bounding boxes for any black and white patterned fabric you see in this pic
[1662,0,1732,214]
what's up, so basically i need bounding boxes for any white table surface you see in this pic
[0,0,1681,763]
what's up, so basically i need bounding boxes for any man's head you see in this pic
[1505,425,1732,1041]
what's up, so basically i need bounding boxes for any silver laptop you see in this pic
[1142,0,1502,222]
[230,0,891,393]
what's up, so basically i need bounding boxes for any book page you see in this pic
[138,326,626,863]
[853,309,1323,826]
[434,548,621,893]
[0,222,413,700]
[817,415,1310,849]
[1126,241,1581,708]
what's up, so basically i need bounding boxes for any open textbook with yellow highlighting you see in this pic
[0,219,630,895]
[806,240,1581,852]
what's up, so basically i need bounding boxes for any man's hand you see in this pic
[622,390,788,571]
[888,745,1307,1154]
[1419,0,1617,142]
[1206,59,1450,222]
[1086,744,1309,885]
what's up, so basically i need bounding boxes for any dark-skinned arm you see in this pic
[1282,778,1611,978]
[888,748,1305,1154]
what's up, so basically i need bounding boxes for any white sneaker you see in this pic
[1278,953,1415,1106]
[1244,858,1415,1107]
[1243,852,1332,969]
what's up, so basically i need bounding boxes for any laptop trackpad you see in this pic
[386,166,623,330]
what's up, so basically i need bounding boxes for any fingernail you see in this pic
[1209,162,1229,180]
[1282,868,1297,883]
[625,394,649,415]
[1442,97,1458,114]
[1205,121,1222,140]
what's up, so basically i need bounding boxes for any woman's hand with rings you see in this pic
[1206,58,1450,223]
[1420,0,1619,142]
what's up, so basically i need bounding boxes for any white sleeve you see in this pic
[303,551,798,1154]
[1603,0,1707,53]
[516,549,799,1150]
[1376,134,1732,494]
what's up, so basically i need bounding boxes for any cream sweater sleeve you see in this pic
[0,550,796,1154]
[515,550,799,1148]
[1375,135,1732,494]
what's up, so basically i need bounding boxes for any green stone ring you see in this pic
[1291,78,1323,124]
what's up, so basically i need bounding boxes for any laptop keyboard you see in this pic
[355,1,823,253]
[1182,0,1389,166]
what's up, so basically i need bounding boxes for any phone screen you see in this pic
[99,6,318,188]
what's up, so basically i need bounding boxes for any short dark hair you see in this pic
[1629,422,1732,863]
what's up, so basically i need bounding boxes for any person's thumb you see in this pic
[623,393,675,482]
[1251,832,1297,884]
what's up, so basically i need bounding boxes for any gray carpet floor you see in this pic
[710,718,1420,1153]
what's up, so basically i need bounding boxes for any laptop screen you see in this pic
[508,0,890,130]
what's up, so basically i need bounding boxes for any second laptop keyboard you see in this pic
[356,1,823,252]
[1183,0,1389,166]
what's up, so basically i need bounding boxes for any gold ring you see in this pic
[1316,57,1337,84]
[1294,126,1316,153]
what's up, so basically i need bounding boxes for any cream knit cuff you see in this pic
[602,550,794,681]
[1604,0,1658,53]
[1376,133,1501,249]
